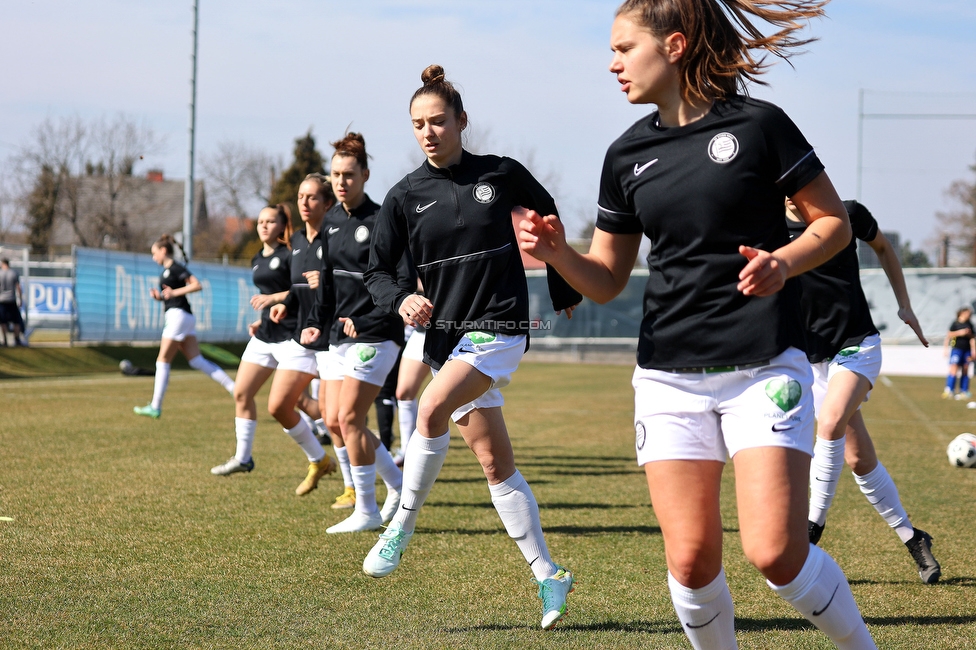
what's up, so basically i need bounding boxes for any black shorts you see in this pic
[0,302,24,327]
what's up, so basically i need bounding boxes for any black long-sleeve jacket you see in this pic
[282,228,335,351]
[306,196,414,345]
[365,151,582,369]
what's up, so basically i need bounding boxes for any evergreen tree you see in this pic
[270,130,327,231]
[26,164,60,254]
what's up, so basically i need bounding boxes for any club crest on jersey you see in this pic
[635,420,647,450]
[269,257,281,270]
[355,225,370,243]
[162,269,170,278]
[708,132,739,164]
[472,182,496,204]
[316,246,323,259]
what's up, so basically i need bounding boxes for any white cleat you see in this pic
[363,522,413,578]
[326,510,383,534]
[380,487,401,524]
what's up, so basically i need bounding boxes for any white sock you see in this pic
[309,378,320,400]
[351,464,378,515]
[188,355,235,393]
[769,545,877,649]
[374,440,403,490]
[334,445,354,488]
[668,569,737,650]
[284,419,324,462]
[298,410,315,435]
[853,464,914,543]
[397,399,417,451]
[234,417,256,463]
[314,419,327,436]
[809,436,846,527]
[488,469,558,581]
[390,430,450,534]
[150,362,170,410]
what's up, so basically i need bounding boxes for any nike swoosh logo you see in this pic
[328,227,340,234]
[401,506,417,512]
[812,584,839,616]
[292,249,300,254]
[686,612,721,629]
[772,423,794,432]
[814,477,834,483]
[416,201,437,213]
[634,159,659,176]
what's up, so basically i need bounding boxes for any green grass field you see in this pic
[1,363,975,648]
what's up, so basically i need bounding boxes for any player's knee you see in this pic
[744,539,805,585]
[417,398,450,434]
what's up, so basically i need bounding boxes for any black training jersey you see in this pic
[596,96,824,370]
[789,200,880,363]
[160,261,193,314]
[949,320,974,351]
[282,228,334,351]
[250,243,297,344]
[307,196,412,346]
[365,150,582,370]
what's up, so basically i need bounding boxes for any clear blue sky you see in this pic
[2,1,974,257]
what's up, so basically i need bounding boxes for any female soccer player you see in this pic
[301,133,404,533]
[519,2,877,647]
[210,204,336,482]
[361,65,582,630]
[264,174,339,496]
[787,199,941,584]
[133,234,235,419]
[943,307,975,399]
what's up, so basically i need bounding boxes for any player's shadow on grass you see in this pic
[443,620,683,634]
[430,500,639,510]
[849,576,976,587]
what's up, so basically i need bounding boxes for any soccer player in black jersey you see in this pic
[133,234,235,419]
[786,199,941,584]
[943,308,975,399]
[300,133,404,533]
[520,2,876,647]
[209,204,335,482]
[266,175,339,496]
[362,65,582,630]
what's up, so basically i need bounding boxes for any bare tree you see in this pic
[200,141,276,251]
[934,156,976,266]
[10,114,162,252]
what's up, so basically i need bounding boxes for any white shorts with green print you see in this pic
[319,339,401,387]
[811,333,883,414]
[437,331,527,422]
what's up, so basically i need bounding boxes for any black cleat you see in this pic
[808,520,825,546]
[905,529,941,584]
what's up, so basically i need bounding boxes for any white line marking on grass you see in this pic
[876,374,950,443]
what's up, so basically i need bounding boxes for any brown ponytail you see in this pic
[331,132,370,171]
[410,64,465,121]
[617,0,828,103]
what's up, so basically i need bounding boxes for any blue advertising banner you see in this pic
[27,277,75,322]
[74,247,259,343]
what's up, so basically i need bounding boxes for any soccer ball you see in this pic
[119,359,134,373]
[946,433,976,468]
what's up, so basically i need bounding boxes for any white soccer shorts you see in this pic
[811,333,883,414]
[161,308,196,342]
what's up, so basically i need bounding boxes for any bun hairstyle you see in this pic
[153,233,180,257]
[330,132,370,170]
[301,172,336,205]
[269,203,294,245]
[616,0,827,103]
[410,64,465,122]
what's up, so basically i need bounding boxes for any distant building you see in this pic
[857,231,900,269]
[47,170,207,254]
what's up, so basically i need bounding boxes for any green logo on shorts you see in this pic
[837,346,860,357]
[353,344,377,363]
[765,378,802,412]
[465,331,496,345]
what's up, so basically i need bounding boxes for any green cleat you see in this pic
[535,567,575,630]
[133,404,161,419]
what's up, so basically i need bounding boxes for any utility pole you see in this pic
[182,0,199,262]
